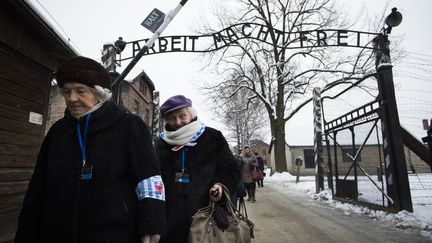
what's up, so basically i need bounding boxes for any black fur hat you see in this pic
[55,56,111,90]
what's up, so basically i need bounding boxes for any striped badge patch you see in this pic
[135,175,165,201]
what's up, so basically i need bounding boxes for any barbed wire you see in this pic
[405,51,432,58]
[398,96,432,104]
[398,109,432,113]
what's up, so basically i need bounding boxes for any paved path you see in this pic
[245,183,430,243]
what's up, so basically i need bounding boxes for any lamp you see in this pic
[384,8,403,34]
[114,37,126,54]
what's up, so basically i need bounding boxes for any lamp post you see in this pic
[372,7,413,212]
[295,157,303,184]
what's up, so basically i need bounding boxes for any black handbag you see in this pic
[189,184,254,243]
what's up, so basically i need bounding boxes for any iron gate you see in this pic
[322,96,398,211]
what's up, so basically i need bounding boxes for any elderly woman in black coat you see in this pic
[15,56,165,243]
[156,95,240,243]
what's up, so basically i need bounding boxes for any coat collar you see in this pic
[64,101,125,134]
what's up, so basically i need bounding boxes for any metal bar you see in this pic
[349,119,379,162]
[376,123,386,206]
[111,0,189,90]
[343,161,355,180]
[402,126,431,167]
[374,32,413,212]
[341,119,379,180]
[356,163,394,204]
[324,100,380,131]
[313,87,324,192]
[333,132,339,181]
[326,116,379,134]
[351,127,358,190]
[325,134,334,194]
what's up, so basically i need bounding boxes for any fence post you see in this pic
[313,87,325,193]
[373,33,413,212]
[295,157,303,184]
[152,91,160,141]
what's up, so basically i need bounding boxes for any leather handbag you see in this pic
[189,184,254,243]
[251,168,263,181]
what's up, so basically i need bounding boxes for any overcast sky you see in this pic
[33,0,432,145]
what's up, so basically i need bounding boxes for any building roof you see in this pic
[250,139,270,147]
[0,0,77,63]
[133,71,155,91]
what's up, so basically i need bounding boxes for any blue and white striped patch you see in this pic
[135,175,165,201]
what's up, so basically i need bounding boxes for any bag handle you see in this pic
[219,184,255,237]
[217,184,252,221]
[198,183,254,238]
[216,184,237,217]
[238,197,248,219]
[208,183,252,222]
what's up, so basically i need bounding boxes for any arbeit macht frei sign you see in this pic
[117,23,381,63]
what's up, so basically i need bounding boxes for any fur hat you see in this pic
[160,95,192,117]
[55,56,111,90]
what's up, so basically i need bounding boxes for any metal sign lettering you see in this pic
[117,23,381,63]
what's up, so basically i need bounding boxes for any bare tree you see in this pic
[211,81,267,153]
[199,0,382,172]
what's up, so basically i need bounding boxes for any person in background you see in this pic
[241,145,258,202]
[231,153,247,208]
[15,56,165,243]
[156,95,240,243]
[255,152,265,187]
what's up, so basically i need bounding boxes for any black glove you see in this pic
[213,204,229,230]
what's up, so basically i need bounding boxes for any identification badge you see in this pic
[175,172,190,184]
[81,164,93,180]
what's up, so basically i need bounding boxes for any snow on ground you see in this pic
[266,169,432,239]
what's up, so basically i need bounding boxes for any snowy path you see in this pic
[246,182,430,243]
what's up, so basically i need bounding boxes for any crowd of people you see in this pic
[14,56,265,243]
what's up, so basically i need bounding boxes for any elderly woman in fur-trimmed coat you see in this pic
[15,56,165,243]
[156,95,240,243]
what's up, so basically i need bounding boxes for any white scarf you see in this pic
[160,120,206,150]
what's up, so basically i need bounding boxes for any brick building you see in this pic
[232,140,271,169]
[269,143,430,176]
[250,139,271,167]
[45,86,66,133]
[113,71,156,127]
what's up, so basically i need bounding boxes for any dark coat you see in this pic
[156,127,240,243]
[257,156,265,172]
[15,101,165,243]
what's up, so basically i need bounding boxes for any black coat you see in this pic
[156,127,240,243]
[257,156,265,172]
[15,101,165,243]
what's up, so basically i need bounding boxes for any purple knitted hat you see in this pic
[160,95,192,117]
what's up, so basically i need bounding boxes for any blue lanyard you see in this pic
[77,113,92,167]
[181,149,185,173]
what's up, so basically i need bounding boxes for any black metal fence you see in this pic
[322,98,398,210]
[320,76,432,213]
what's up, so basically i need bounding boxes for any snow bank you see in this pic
[267,171,432,239]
